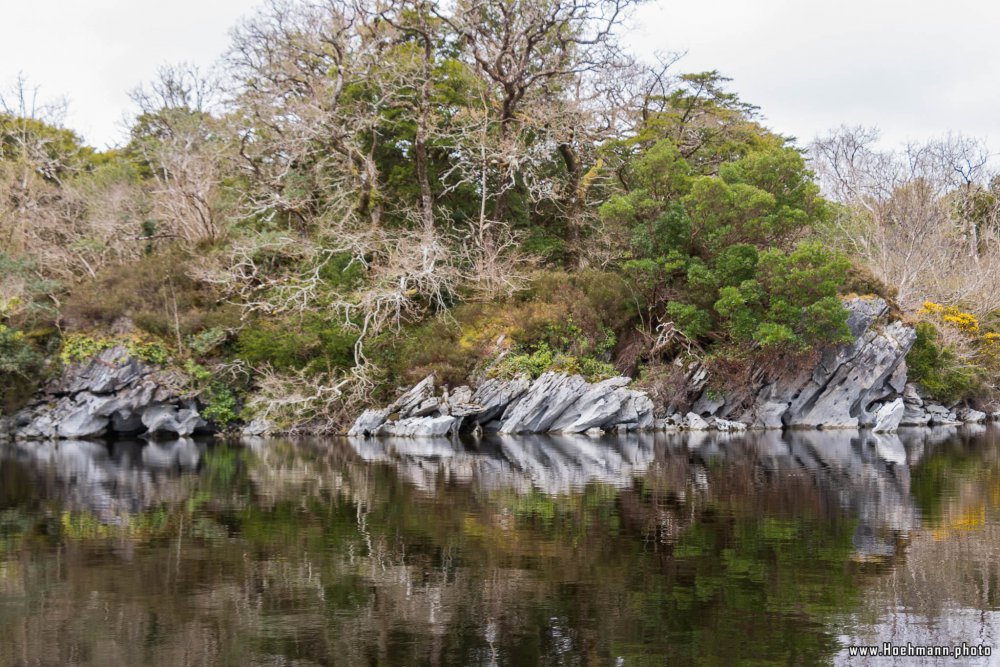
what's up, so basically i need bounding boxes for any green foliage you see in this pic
[60,333,169,365]
[490,342,616,382]
[0,325,42,379]
[906,322,981,404]
[602,123,851,351]
[202,384,239,427]
[236,316,356,374]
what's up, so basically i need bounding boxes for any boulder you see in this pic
[686,298,916,431]
[681,412,711,431]
[549,377,631,433]
[141,404,206,437]
[711,418,748,432]
[957,407,987,424]
[469,376,531,425]
[376,415,460,438]
[498,372,589,433]
[872,398,905,433]
[348,409,390,437]
[13,347,211,440]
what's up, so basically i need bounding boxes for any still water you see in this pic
[1,427,1000,666]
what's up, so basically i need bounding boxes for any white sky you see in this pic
[0,0,996,152]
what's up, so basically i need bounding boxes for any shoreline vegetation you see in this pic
[4,0,1000,438]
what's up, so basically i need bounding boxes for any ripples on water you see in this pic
[1,427,1000,665]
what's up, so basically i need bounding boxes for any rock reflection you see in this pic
[1,428,998,665]
[347,428,938,560]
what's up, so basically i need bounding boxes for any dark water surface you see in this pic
[2,427,1000,666]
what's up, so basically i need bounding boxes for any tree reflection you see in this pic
[0,427,996,665]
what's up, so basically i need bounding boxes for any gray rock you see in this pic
[682,412,711,431]
[872,398,905,433]
[633,394,655,430]
[348,409,390,436]
[900,405,931,426]
[498,372,589,434]
[375,415,460,437]
[903,383,923,406]
[470,376,531,425]
[957,407,987,423]
[241,418,274,436]
[56,403,109,438]
[141,404,205,437]
[390,374,436,417]
[549,376,631,433]
[692,392,725,416]
[410,398,441,417]
[690,298,917,431]
[711,418,747,432]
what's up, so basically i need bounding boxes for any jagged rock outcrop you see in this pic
[679,298,917,431]
[349,371,657,437]
[347,298,995,438]
[10,347,209,440]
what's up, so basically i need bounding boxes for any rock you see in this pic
[375,415,460,438]
[241,418,274,437]
[390,374,436,417]
[448,386,474,407]
[692,392,725,416]
[654,415,683,431]
[410,398,442,417]
[711,418,747,432]
[549,377,631,433]
[56,402,109,438]
[633,394,655,430]
[872,398,905,433]
[903,383,923,406]
[957,407,987,424]
[469,376,531,424]
[141,404,206,437]
[13,347,211,440]
[682,298,916,431]
[348,409,390,436]
[682,412,711,431]
[899,405,930,427]
[498,372,589,433]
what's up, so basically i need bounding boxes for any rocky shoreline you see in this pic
[350,297,994,438]
[1,346,212,441]
[2,298,995,443]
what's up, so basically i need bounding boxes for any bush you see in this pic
[0,325,43,378]
[60,248,241,341]
[490,342,617,382]
[60,333,169,365]
[235,316,356,374]
[906,322,981,405]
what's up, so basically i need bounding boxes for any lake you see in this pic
[1,427,999,665]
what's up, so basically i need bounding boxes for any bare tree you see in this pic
[811,127,1000,313]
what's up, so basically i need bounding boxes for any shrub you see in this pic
[60,248,241,340]
[235,316,356,374]
[906,322,981,405]
[490,342,617,383]
[0,325,43,379]
[60,333,169,365]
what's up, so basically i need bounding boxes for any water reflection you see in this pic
[0,428,998,665]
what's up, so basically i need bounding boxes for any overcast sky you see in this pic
[1,0,996,153]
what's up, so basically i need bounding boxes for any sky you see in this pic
[0,0,996,152]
